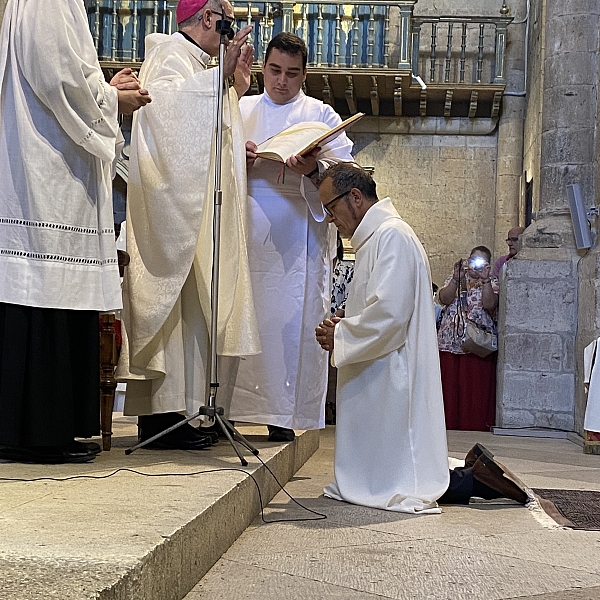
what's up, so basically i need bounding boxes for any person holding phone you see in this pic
[437,246,499,431]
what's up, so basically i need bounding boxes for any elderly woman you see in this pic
[437,246,499,431]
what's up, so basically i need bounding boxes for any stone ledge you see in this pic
[0,418,319,600]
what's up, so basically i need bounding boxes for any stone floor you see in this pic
[188,428,600,600]
[0,416,319,600]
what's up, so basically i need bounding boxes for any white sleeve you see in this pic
[16,1,119,163]
[333,228,418,367]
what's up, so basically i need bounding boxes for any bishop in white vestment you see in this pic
[229,33,353,440]
[117,0,260,447]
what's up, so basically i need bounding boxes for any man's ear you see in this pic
[350,188,362,206]
[200,9,212,26]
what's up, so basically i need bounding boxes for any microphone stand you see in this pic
[127,20,259,466]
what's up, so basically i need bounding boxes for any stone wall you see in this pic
[522,0,545,214]
[498,246,577,431]
[415,0,507,17]
[350,119,498,287]
[498,0,600,436]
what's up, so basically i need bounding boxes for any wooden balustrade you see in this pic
[88,1,514,121]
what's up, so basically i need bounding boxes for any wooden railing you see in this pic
[87,1,511,82]
[412,16,511,85]
[87,1,513,117]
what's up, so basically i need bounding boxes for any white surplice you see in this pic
[117,33,259,417]
[229,91,354,430]
[0,0,121,311]
[324,199,450,513]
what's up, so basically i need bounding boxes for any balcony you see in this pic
[87,0,513,118]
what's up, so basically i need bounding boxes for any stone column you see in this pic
[0,0,8,26]
[497,0,600,434]
[493,0,527,258]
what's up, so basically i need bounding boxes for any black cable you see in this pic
[0,455,327,524]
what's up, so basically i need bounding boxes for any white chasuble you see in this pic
[324,199,450,513]
[0,0,121,311]
[117,33,259,416]
[229,91,354,430]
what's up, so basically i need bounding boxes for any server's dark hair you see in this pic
[265,32,308,69]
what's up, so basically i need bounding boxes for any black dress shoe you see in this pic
[139,413,213,450]
[267,425,295,442]
[0,443,96,464]
[199,421,234,440]
[74,440,102,455]
[198,429,219,444]
[142,435,212,450]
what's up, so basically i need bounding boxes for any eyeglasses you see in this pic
[198,9,230,20]
[199,10,236,38]
[506,237,520,242]
[323,191,351,217]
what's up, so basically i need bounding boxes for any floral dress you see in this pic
[437,274,499,354]
[331,260,355,316]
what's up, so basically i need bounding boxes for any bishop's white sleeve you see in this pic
[15,0,119,163]
[332,228,419,368]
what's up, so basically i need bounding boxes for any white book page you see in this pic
[256,121,331,161]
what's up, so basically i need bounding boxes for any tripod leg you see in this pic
[214,413,248,467]
[217,414,260,456]
[125,412,202,455]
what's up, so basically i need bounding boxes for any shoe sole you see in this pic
[0,450,95,464]
[268,436,295,442]
[465,443,494,467]
[76,442,102,455]
[478,453,529,503]
[142,441,212,450]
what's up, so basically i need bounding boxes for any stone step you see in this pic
[0,417,318,600]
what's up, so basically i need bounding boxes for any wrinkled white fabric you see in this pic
[324,199,450,513]
[584,338,600,432]
[0,0,121,311]
[229,91,353,430]
[117,33,259,416]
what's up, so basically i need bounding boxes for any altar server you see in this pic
[229,32,353,442]
[0,0,150,463]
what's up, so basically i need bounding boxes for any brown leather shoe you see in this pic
[472,453,529,504]
[464,443,494,468]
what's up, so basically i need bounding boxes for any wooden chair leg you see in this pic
[99,314,118,451]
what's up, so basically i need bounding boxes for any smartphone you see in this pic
[469,256,487,270]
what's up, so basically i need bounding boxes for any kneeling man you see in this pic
[315,163,529,513]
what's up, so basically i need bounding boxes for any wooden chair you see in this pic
[98,249,130,451]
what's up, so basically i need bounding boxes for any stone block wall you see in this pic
[350,120,499,287]
[498,252,577,430]
[415,0,508,16]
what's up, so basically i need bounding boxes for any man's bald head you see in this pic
[506,226,525,257]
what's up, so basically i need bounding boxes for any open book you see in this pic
[255,112,364,162]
